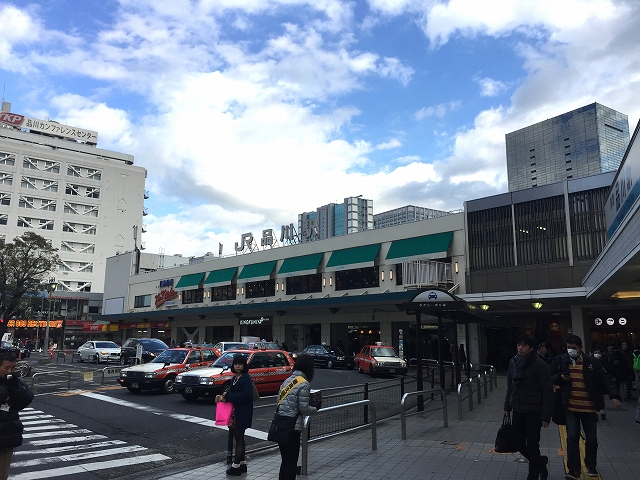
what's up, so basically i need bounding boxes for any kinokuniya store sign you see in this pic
[238,316,272,326]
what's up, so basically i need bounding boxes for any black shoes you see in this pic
[539,455,548,480]
[240,464,247,473]
[587,465,600,477]
[565,471,581,480]
[226,466,241,476]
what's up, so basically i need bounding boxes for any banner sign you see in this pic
[0,112,98,145]
[7,319,63,328]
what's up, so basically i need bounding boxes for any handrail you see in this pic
[457,377,476,421]
[100,365,126,385]
[30,371,72,392]
[301,399,377,475]
[400,388,447,439]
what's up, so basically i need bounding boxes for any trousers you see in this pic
[511,411,542,480]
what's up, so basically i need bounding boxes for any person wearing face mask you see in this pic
[503,334,553,480]
[550,335,621,480]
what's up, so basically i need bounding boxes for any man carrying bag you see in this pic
[504,334,554,480]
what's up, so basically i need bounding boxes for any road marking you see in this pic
[22,418,63,426]
[54,385,121,396]
[23,429,92,439]
[12,445,149,467]
[81,392,269,440]
[8,453,170,480]
[28,434,107,446]
[24,424,78,431]
[14,440,127,456]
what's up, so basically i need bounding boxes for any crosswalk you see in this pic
[8,408,170,479]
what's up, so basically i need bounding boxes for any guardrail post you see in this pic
[400,375,405,398]
[483,371,488,398]
[450,364,454,392]
[468,380,473,412]
[441,389,448,428]
[302,416,310,475]
[457,383,463,421]
[476,374,481,404]
[369,401,377,451]
[363,383,369,424]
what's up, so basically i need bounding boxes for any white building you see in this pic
[0,102,146,293]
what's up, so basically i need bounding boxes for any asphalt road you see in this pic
[11,355,397,480]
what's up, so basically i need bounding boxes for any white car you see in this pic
[77,341,121,364]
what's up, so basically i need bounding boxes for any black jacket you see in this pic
[550,353,620,412]
[504,355,554,423]
[0,375,34,451]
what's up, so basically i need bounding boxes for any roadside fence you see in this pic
[29,364,124,393]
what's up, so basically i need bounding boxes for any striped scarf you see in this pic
[567,356,596,413]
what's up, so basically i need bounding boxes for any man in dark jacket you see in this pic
[0,350,34,479]
[504,334,553,480]
[550,335,621,480]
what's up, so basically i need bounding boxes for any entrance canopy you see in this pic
[402,288,494,324]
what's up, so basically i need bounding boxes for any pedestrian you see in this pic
[633,345,640,384]
[458,344,467,365]
[276,354,318,480]
[607,343,634,401]
[503,334,553,480]
[536,343,553,366]
[550,335,621,479]
[215,353,253,476]
[0,350,34,479]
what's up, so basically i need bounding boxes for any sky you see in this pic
[1,0,640,258]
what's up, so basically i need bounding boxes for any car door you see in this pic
[186,350,203,368]
[79,342,91,360]
[307,346,321,367]
[202,349,217,365]
[268,351,292,392]
[248,352,269,392]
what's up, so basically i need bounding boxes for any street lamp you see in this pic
[44,278,57,355]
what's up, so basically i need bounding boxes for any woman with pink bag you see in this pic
[215,354,254,476]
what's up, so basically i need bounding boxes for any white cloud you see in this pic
[475,76,509,97]
[394,155,421,164]
[415,101,461,120]
[376,139,402,150]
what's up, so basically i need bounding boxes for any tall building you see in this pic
[0,102,146,293]
[506,103,629,192]
[298,196,373,242]
[374,205,451,229]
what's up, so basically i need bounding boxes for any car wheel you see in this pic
[16,362,31,378]
[120,356,127,366]
[182,393,199,402]
[127,386,140,394]
[326,359,334,369]
[79,355,84,363]
[162,375,176,394]
[358,364,364,374]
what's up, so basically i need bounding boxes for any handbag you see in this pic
[267,375,308,443]
[494,415,518,453]
[215,401,234,426]
[552,388,566,425]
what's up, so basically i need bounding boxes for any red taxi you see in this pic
[174,349,294,402]
[355,343,408,376]
[119,347,217,394]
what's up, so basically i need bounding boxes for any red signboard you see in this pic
[0,112,24,126]
[155,288,178,308]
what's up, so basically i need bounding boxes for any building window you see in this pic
[286,274,322,295]
[134,295,152,308]
[468,205,515,270]
[211,284,236,301]
[182,288,204,304]
[245,279,276,299]
[0,215,7,225]
[335,267,379,291]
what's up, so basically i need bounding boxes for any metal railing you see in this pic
[400,388,447,439]
[301,399,377,475]
[456,369,494,421]
[29,365,125,392]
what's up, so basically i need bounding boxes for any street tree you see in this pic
[0,232,60,338]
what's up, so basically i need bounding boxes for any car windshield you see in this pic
[213,352,249,367]
[95,342,118,349]
[324,346,343,355]
[139,339,168,351]
[1,342,14,349]
[371,347,397,357]
[152,349,187,364]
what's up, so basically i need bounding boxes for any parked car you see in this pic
[211,341,250,357]
[77,341,121,363]
[119,347,218,394]
[120,338,168,365]
[355,343,408,376]
[301,344,353,369]
[0,341,29,360]
[174,349,294,402]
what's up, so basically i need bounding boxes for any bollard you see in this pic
[363,383,369,424]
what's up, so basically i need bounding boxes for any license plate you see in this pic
[131,383,139,388]
[185,387,192,393]
[389,369,395,373]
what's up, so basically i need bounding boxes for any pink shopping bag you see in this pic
[215,401,234,426]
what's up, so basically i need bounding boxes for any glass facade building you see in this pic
[373,205,452,229]
[506,103,629,192]
[298,196,372,242]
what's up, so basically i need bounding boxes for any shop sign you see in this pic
[7,319,63,328]
[159,279,174,288]
[155,288,178,308]
[595,317,629,326]
[120,322,170,329]
[0,112,98,144]
[239,316,271,326]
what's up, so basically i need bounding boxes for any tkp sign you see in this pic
[0,112,25,126]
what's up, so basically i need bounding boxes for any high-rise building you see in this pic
[506,103,629,192]
[374,205,451,229]
[0,102,146,293]
[298,196,373,242]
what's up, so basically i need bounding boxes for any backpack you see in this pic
[633,352,640,372]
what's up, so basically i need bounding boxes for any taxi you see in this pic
[355,343,408,376]
[212,341,250,358]
[174,349,294,402]
[119,347,217,394]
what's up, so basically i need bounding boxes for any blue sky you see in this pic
[1,0,639,256]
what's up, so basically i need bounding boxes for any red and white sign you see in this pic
[155,288,178,308]
[0,113,24,126]
[0,111,98,144]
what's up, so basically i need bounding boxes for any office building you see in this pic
[374,205,451,229]
[506,103,629,192]
[0,101,147,293]
[298,196,373,242]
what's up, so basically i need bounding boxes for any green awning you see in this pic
[174,272,205,291]
[237,261,276,281]
[278,253,323,277]
[385,231,453,261]
[203,267,238,287]
[325,244,381,271]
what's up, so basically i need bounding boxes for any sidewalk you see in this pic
[159,378,640,480]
